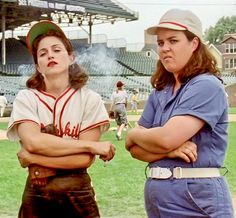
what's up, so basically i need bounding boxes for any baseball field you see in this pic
[0,112,235,218]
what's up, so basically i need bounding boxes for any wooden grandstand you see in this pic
[0,39,156,103]
[2,0,235,107]
[0,0,144,104]
[1,28,236,105]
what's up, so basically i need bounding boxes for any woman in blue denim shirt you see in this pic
[126,9,234,218]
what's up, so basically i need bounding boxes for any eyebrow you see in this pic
[38,44,63,52]
[157,36,178,42]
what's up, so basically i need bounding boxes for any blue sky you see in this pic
[92,0,236,44]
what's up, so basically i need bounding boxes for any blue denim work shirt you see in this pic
[139,73,228,168]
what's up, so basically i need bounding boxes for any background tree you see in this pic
[204,16,236,44]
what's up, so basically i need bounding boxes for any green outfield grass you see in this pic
[0,122,8,130]
[0,122,235,217]
[228,107,236,114]
[127,111,142,115]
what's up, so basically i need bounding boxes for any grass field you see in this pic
[228,107,236,114]
[0,121,235,217]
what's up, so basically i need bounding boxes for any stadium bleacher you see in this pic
[0,40,155,104]
[221,73,236,86]
[1,37,236,106]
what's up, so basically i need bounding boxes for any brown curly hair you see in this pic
[26,30,88,90]
[150,30,221,91]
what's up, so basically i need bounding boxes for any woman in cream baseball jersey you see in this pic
[7,21,115,218]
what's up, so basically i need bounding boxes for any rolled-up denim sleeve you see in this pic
[138,91,156,128]
[172,78,227,129]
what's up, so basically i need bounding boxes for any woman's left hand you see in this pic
[167,141,198,163]
[98,141,116,162]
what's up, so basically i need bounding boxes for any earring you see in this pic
[69,63,79,75]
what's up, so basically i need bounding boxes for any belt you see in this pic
[56,168,87,176]
[149,167,221,179]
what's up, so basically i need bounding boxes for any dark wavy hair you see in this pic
[150,30,221,91]
[26,30,88,90]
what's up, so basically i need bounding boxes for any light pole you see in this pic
[78,15,92,45]
[78,24,91,45]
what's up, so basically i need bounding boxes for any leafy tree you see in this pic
[204,16,236,44]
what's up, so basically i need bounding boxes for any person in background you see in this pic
[7,20,115,218]
[131,89,139,114]
[125,8,234,217]
[110,81,128,140]
[0,93,8,117]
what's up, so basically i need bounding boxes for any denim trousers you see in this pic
[145,177,234,218]
[18,169,100,218]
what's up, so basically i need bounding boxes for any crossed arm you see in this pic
[17,122,115,169]
[125,115,204,163]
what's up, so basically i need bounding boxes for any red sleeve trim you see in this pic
[80,120,110,134]
[8,119,40,130]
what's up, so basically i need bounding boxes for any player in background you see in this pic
[0,93,8,117]
[7,20,115,218]
[109,81,128,140]
[131,89,139,114]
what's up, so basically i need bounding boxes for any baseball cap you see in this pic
[146,9,203,41]
[116,81,125,87]
[26,20,66,51]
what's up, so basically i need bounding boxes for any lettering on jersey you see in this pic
[60,122,80,138]
[41,122,80,138]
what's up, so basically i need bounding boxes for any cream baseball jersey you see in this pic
[7,86,109,141]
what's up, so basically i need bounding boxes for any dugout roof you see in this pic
[0,0,138,32]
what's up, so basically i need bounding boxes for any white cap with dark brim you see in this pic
[146,9,203,41]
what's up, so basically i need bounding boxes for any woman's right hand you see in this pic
[17,148,32,168]
[167,141,197,163]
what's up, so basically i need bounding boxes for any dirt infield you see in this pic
[228,114,236,122]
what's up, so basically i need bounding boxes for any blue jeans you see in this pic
[19,169,100,218]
